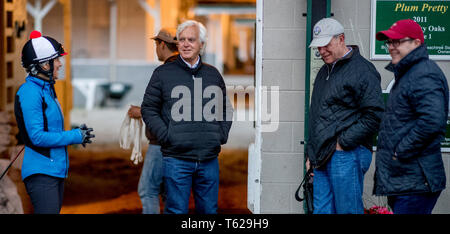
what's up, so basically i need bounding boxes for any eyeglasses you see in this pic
[384,38,415,48]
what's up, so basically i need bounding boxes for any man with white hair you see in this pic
[141,20,233,214]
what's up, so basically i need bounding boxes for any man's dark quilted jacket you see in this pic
[306,46,384,168]
[374,44,448,196]
[141,55,233,161]
[145,54,178,145]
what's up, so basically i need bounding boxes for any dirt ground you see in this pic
[51,144,251,214]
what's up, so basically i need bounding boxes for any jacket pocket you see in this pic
[219,125,226,144]
[164,120,173,146]
[169,121,222,151]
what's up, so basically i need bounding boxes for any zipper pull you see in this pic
[326,63,336,81]
[326,66,331,80]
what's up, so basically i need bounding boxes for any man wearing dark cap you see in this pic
[374,19,448,214]
[128,27,178,214]
[151,27,179,62]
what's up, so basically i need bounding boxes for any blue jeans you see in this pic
[23,174,65,214]
[313,145,372,214]
[163,157,219,214]
[138,144,164,214]
[388,191,441,214]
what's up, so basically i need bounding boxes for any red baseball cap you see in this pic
[376,19,424,44]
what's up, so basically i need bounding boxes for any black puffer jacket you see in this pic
[145,54,178,145]
[374,44,448,196]
[141,55,233,161]
[306,46,384,168]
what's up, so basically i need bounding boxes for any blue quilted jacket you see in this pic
[14,76,83,180]
[374,44,448,196]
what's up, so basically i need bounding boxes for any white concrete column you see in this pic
[247,0,263,214]
[206,15,224,74]
[109,0,117,82]
[238,28,248,62]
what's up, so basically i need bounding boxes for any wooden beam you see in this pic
[54,0,72,130]
[0,0,5,111]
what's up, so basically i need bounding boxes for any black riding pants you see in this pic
[24,174,65,214]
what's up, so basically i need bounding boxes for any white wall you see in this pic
[251,0,307,214]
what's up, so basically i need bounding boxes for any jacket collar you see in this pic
[341,45,359,61]
[176,54,203,76]
[26,75,51,88]
[385,43,429,79]
[326,45,360,69]
[164,54,179,64]
[26,75,58,98]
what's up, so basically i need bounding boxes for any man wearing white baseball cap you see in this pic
[309,18,344,47]
[305,18,384,214]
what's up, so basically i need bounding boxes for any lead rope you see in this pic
[0,146,25,181]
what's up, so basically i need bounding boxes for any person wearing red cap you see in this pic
[15,31,95,213]
[374,19,448,214]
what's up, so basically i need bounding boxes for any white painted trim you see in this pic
[247,0,263,215]
[370,0,379,60]
[255,0,263,164]
[370,0,450,61]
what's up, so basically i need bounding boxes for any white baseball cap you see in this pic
[309,18,344,48]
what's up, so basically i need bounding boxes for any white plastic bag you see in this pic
[119,113,143,165]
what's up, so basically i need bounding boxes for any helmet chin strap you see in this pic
[46,59,57,98]
[33,59,57,98]
[46,59,55,85]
